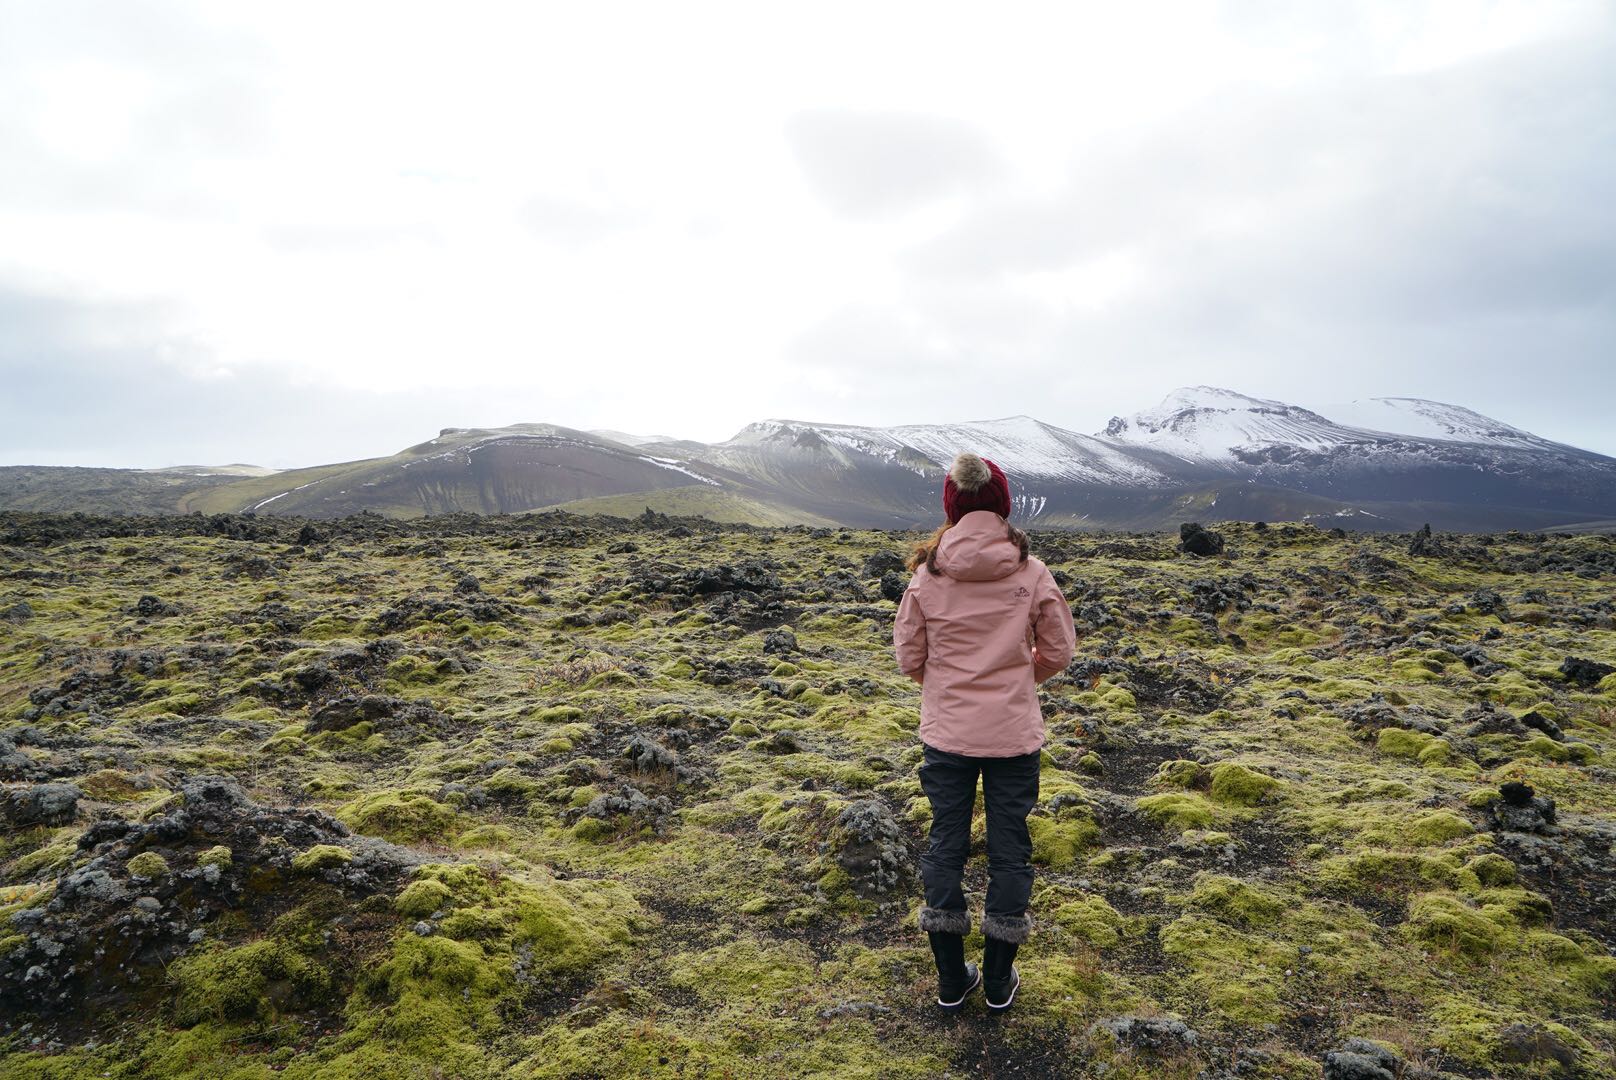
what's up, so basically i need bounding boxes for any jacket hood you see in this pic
[934,510,1024,581]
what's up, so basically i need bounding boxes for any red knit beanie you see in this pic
[942,453,1011,524]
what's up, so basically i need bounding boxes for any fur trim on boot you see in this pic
[981,911,1032,944]
[948,453,992,492]
[919,906,971,934]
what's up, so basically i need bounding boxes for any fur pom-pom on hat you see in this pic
[948,453,993,492]
[943,453,1011,523]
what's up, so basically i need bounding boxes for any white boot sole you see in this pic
[985,966,1019,1010]
[937,965,981,1009]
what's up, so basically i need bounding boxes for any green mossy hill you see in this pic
[0,512,1613,1078]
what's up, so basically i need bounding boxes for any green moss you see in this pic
[1152,759,1206,789]
[8,511,1616,1078]
[1403,810,1477,847]
[291,844,353,873]
[395,879,453,917]
[512,1009,945,1079]
[1027,814,1099,869]
[1375,727,1451,765]
[1052,893,1125,948]
[1315,850,1460,898]
[1476,887,1554,928]
[453,824,514,849]
[1464,853,1516,887]
[429,863,639,973]
[355,931,509,1062]
[1208,762,1281,806]
[1425,1002,1604,1080]
[1404,893,1502,958]
[170,937,335,1026]
[8,837,77,879]
[665,937,816,1004]
[1136,792,1215,830]
[336,791,460,843]
[1521,736,1596,764]
[196,845,234,870]
[384,654,459,688]
[126,851,170,879]
[1160,915,1290,1024]
[1185,873,1285,927]
[1338,779,1415,802]
[78,768,154,802]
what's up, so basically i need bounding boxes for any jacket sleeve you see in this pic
[1031,566,1076,683]
[893,578,927,679]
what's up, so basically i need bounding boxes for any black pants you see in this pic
[918,741,1040,921]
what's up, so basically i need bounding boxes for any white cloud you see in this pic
[0,0,1612,461]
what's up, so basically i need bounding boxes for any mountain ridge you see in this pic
[3,387,1614,532]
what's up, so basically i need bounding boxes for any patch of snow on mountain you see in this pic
[893,416,1169,485]
[1012,493,1049,519]
[637,455,719,485]
[247,476,329,511]
[731,416,1173,486]
[1320,398,1544,449]
[1100,386,1355,464]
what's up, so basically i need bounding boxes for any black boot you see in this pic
[926,932,979,1010]
[920,907,977,1011]
[981,912,1031,1011]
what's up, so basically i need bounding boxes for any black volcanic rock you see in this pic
[1322,1038,1403,1080]
[861,551,906,577]
[130,594,179,618]
[2,783,81,827]
[1490,783,1557,833]
[1178,523,1224,557]
[683,561,782,595]
[830,799,909,899]
[1500,781,1536,806]
[0,775,415,1017]
[762,628,798,654]
[1560,655,1614,686]
[1407,523,1443,556]
[879,570,906,602]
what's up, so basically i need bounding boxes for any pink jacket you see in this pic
[893,510,1077,757]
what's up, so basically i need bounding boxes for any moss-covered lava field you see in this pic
[1,510,1613,1079]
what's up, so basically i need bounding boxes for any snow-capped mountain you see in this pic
[1100,387,1358,465]
[1087,387,1616,530]
[722,416,1172,487]
[1319,397,1552,450]
[680,389,1616,530]
[5,387,1614,531]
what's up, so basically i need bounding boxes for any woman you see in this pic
[892,452,1077,1013]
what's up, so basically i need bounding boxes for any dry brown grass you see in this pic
[534,656,619,686]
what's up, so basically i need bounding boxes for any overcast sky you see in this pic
[3,0,1613,468]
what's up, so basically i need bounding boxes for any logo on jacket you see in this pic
[1014,586,1030,597]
